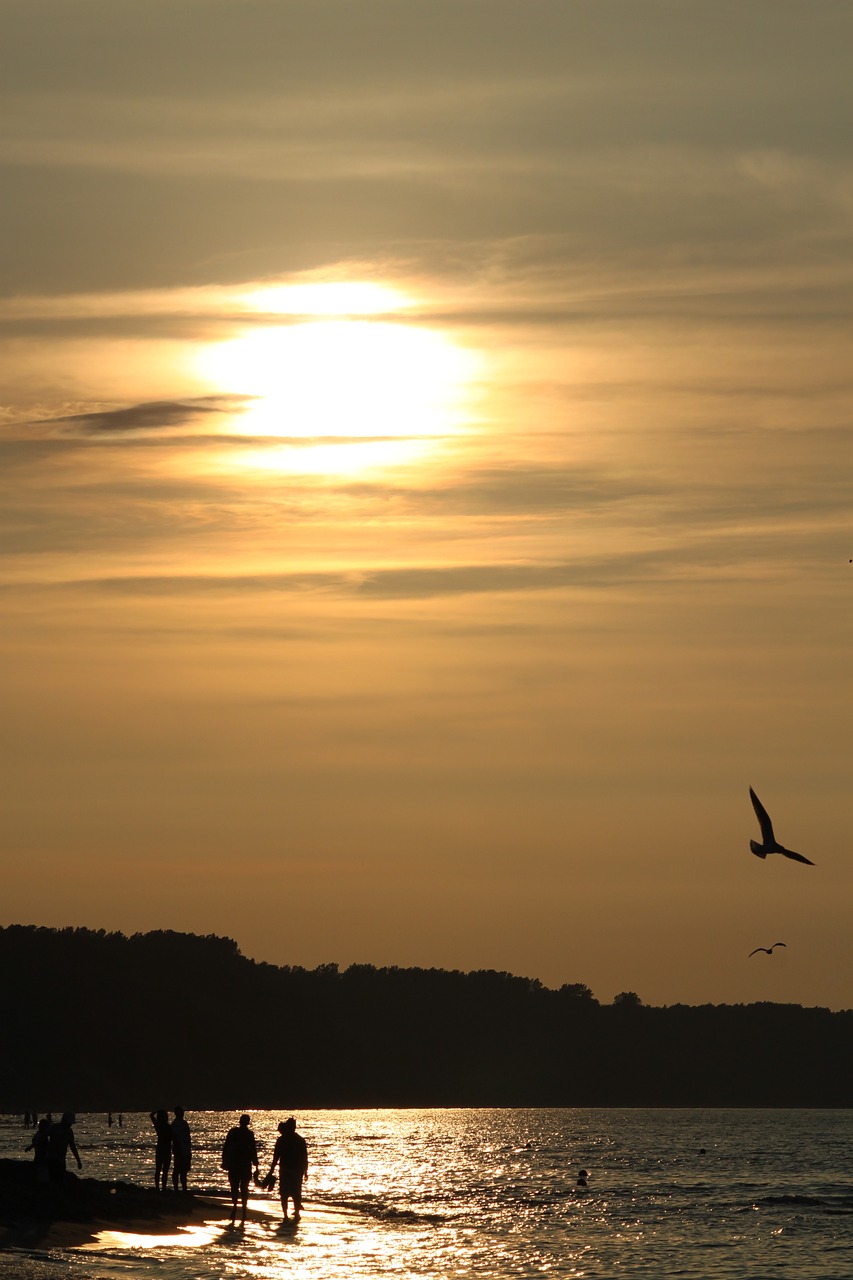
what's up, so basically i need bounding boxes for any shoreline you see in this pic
[0,1157,228,1253]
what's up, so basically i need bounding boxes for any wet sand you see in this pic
[0,1156,226,1256]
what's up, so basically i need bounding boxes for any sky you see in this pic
[1,0,851,1009]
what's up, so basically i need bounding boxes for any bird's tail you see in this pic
[749,840,766,859]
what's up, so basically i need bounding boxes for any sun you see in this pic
[201,320,471,439]
[193,282,480,475]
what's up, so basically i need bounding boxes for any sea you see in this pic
[2,1108,853,1279]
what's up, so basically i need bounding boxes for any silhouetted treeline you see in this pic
[2,925,851,1109]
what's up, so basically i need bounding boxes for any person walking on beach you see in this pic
[222,1114,259,1227]
[268,1117,308,1222]
[150,1109,172,1191]
[46,1112,82,1201]
[171,1106,192,1192]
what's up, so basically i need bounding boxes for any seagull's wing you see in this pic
[780,848,814,866]
[748,947,769,957]
[770,942,787,950]
[749,787,775,844]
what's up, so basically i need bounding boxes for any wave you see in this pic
[758,1194,826,1206]
[325,1195,448,1225]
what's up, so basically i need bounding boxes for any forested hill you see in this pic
[2,925,851,1110]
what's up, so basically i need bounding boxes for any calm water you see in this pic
[3,1108,853,1279]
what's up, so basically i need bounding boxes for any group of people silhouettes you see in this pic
[147,1108,308,1224]
[221,1114,308,1227]
[24,1108,308,1225]
[24,1112,82,1201]
[149,1106,193,1192]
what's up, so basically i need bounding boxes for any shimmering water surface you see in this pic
[3,1109,853,1279]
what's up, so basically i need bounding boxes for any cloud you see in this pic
[3,2,853,297]
[0,560,628,601]
[345,465,653,516]
[4,2,851,120]
[37,395,252,435]
[0,538,796,603]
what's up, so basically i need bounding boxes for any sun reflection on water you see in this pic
[88,1223,219,1250]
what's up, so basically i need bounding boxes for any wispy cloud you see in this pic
[0,554,662,600]
[38,395,252,435]
[4,527,840,601]
[4,3,853,298]
[346,466,653,516]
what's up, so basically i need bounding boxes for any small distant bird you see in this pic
[749,787,814,865]
[748,942,787,957]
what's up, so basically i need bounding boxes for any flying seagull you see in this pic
[749,942,787,957]
[749,787,814,865]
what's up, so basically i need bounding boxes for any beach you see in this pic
[0,1156,224,1266]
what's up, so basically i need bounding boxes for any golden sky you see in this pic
[1,0,851,1007]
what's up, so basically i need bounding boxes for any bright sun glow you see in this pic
[242,280,413,316]
[202,321,470,434]
[195,306,479,476]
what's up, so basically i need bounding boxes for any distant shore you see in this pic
[0,1157,224,1255]
[6,926,853,1107]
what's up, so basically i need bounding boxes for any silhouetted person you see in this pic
[222,1114,258,1227]
[26,1118,51,1185]
[268,1117,308,1222]
[150,1109,172,1191]
[107,1111,113,1127]
[118,1113,123,1127]
[47,1112,82,1199]
[576,1169,588,1188]
[171,1106,192,1191]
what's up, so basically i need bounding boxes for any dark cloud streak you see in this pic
[0,543,798,602]
[39,395,252,434]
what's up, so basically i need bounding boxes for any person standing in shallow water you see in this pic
[222,1114,259,1227]
[25,1117,51,1185]
[150,1110,172,1191]
[46,1112,82,1201]
[268,1117,309,1221]
[171,1106,192,1191]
